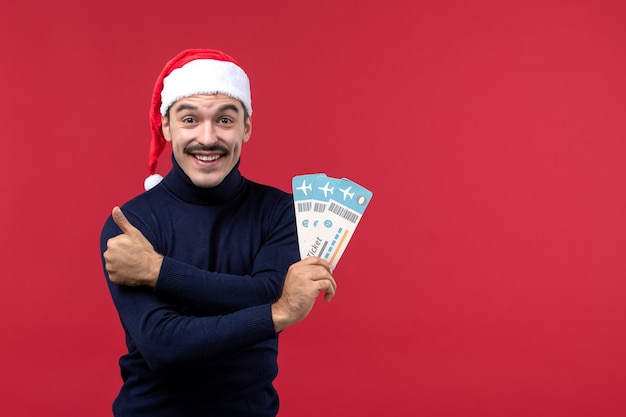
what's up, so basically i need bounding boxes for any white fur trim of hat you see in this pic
[159,59,252,117]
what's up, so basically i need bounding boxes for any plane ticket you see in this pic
[292,173,373,270]
[292,173,327,258]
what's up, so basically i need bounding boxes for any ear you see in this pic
[161,115,172,142]
[243,116,252,143]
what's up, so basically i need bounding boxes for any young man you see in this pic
[100,49,336,417]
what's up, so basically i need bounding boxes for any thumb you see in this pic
[111,206,139,236]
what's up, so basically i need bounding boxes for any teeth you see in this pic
[195,154,220,162]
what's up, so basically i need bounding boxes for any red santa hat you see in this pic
[145,48,252,190]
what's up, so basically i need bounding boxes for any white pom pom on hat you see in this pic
[144,49,252,190]
[144,174,164,191]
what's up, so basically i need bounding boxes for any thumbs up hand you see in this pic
[104,206,163,287]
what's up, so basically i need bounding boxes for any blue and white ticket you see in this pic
[292,173,327,257]
[292,173,373,269]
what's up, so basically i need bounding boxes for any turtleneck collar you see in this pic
[161,154,245,205]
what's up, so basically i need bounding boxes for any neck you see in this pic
[161,155,244,205]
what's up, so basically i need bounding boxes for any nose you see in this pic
[197,121,218,145]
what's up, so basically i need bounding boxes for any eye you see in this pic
[218,116,234,125]
[182,116,196,124]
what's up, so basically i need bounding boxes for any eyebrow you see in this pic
[173,103,198,113]
[216,104,241,114]
[173,103,241,114]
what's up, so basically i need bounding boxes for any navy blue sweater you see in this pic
[100,158,299,416]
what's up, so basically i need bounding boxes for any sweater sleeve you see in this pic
[153,193,299,313]
[100,216,278,373]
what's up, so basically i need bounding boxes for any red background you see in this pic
[1,0,625,415]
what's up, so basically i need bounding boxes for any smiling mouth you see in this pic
[186,144,229,163]
[194,154,222,162]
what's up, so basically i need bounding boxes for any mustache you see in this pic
[184,144,229,154]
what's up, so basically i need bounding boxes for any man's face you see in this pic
[162,94,251,188]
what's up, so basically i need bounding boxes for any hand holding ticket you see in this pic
[292,174,373,270]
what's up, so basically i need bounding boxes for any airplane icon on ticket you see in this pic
[339,185,354,200]
[317,181,334,198]
[295,179,313,196]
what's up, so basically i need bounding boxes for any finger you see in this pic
[321,277,337,302]
[111,206,139,236]
[301,255,332,272]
